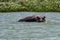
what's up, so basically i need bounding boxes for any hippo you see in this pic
[18,16,46,22]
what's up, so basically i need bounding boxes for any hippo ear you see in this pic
[43,16,46,18]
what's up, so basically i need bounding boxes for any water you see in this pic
[0,12,60,40]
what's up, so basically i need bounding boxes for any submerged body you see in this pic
[18,16,46,22]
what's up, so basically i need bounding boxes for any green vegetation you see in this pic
[0,0,60,12]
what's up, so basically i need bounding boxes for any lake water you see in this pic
[0,12,60,40]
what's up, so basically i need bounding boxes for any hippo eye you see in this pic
[42,18,44,19]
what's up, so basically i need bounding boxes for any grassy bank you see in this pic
[0,0,60,12]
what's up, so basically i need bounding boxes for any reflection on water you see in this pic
[0,12,60,40]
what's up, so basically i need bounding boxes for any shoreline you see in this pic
[0,0,60,12]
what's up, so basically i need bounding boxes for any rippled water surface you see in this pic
[0,12,60,40]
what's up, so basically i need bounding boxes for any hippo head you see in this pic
[36,16,46,22]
